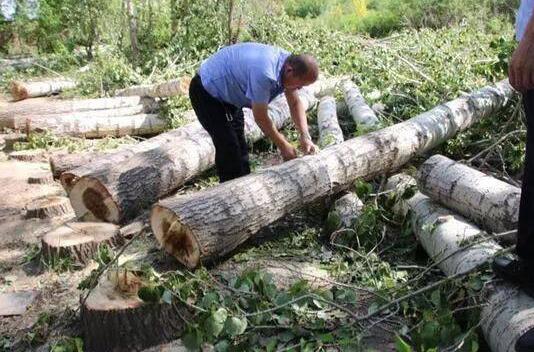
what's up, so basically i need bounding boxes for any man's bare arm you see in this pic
[510,11,534,91]
[251,103,297,160]
[285,89,317,154]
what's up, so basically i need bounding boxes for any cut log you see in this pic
[25,196,74,219]
[341,79,379,128]
[7,104,152,130]
[9,149,47,162]
[386,174,534,352]
[317,96,344,148]
[28,173,54,185]
[150,80,514,268]
[41,222,123,264]
[67,82,326,223]
[81,271,192,352]
[14,113,166,138]
[326,192,364,236]
[2,133,26,151]
[0,96,156,121]
[115,77,192,98]
[10,79,77,101]
[48,110,196,180]
[416,154,520,235]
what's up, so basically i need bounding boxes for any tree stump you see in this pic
[25,196,73,219]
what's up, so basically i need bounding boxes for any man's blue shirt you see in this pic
[199,43,290,108]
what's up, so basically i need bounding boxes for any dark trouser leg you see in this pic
[517,90,534,265]
[189,74,249,182]
[230,107,251,176]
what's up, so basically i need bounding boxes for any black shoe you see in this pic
[492,256,534,298]
[516,326,534,352]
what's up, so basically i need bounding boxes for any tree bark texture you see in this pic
[115,77,191,98]
[67,84,323,224]
[317,96,344,148]
[341,79,379,128]
[10,79,77,101]
[150,80,514,268]
[417,154,520,235]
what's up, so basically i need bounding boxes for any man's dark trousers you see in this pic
[518,90,534,265]
[189,74,251,182]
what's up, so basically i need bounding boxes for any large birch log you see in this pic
[341,79,379,128]
[151,80,514,268]
[417,154,520,235]
[386,174,534,352]
[0,96,156,121]
[67,83,324,223]
[10,79,77,101]
[317,96,344,148]
[115,77,192,98]
[15,113,166,138]
[49,110,197,180]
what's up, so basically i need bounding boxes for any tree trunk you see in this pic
[49,110,197,181]
[25,196,74,219]
[15,113,166,138]
[28,173,54,185]
[41,222,123,264]
[10,79,77,101]
[386,174,534,352]
[416,154,520,236]
[150,80,514,268]
[341,79,379,128]
[0,96,156,121]
[115,77,192,98]
[317,96,344,148]
[81,271,192,352]
[125,0,139,65]
[67,83,324,224]
[7,105,152,130]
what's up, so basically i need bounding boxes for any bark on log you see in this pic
[386,174,534,352]
[16,113,166,138]
[81,271,191,352]
[28,173,54,185]
[10,79,77,101]
[0,96,156,121]
[49,110,196,180]
[341,79,379,128]
[317,96,344,148]
[7,105,151,130]
[41,222,123,264]
[151,80,514,268]
[67,84,323,224]
[9,149,47,162]
[25,196,73,219]
[417,154,520,235]
[115,77,192,98]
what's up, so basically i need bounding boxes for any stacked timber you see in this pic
[10,79,77,101]
[115,76,192,98]
[387,172,534,352]
[150,80,514,269]
[65,81,327,223]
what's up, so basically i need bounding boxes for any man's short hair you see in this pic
[285,54,319,79]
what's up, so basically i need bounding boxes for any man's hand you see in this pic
[279,141,298,161]
[300,136,318,155]
[510,15,534,92]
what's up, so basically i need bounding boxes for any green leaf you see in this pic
[395,335,412,352]
[204,308,228,338]
[183,328,203,351]
[224,316,248,337]
[137,285,164,303]
[214,339,230,352]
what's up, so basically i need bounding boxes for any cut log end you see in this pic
[28,173,54,185]
[10,81,29,101]
[69,177,120,223]
[41,222,122,264]
[25,196,73,219]
[151,205,201,269]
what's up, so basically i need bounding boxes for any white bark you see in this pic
[317,96,344,148]
[0,96,156,121]
[417,154,520,236]
[68,82,325,224]
[150,80,514,268]
[329,192,364,230]
[10,79,77,101]
[341,79,379,128]
[115,77,192,98]
[386,174,534,352]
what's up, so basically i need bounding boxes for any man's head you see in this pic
[282,54,319,90]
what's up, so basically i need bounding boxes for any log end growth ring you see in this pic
[151,205,201,269]
[10,81,28,101]
[69,176,120,223]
